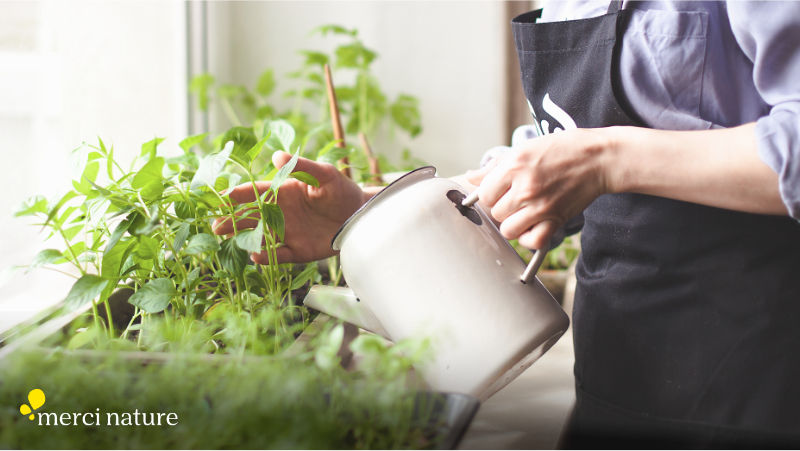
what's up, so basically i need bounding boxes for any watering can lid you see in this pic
[331,166,437,251]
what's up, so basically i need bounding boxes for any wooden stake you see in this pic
[358,132,383,186]
[323,64,351,178]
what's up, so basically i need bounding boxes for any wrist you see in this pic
[595,125,635,194]
[362,186,382,204]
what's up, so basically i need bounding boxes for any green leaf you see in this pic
[136,235,160,261]
[290,171,319,187]
[316,146,349,166]
[72,161,100,195]
[174,201,193,219]
[129,278,175,313]
[234,221,264,253]
[335,42,376,69]
[220,126,257,162]
[191,141,234,190]
[131,156,165,200]
[104,142,115,179]
[315,323,344,370]
[184,233,220,255]
[313,24,357,37]
[31,249,64,268]
[298,50,329,67]
[390,94,422,137]
[102,239,134,279]
[214,175,230,193]
[64,274,109,310]
[62,224,83,242]
[290,263,319,290]
[218,237,249,277]
[264,120,295,152]
[270,152,299,194]
[189,73,215,111]
[66,326,100,350]
[140,137,165,159]
[105,216,132,254]
[43,191,78,229]
[217,83,246,101]
[173,223,191,253]
[255,105,274,119]
[14,195,48,217]
[245,135,269,164]
[130,207,160,236]
[260,203,285,241]
[299,123,327,155]
[256,69,275,96]
[179,133,208,153]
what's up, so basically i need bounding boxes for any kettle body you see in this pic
[332,167,570,400]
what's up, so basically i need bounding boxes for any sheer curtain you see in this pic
[0,1,189,331]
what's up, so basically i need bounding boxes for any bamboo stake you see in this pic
[358,132,383,186]
[323,64,351,179]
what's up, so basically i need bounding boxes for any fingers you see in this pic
[497,205,561,250]
[212,207,259,236]
[251,246,295,265]
[518,220,559,251]
[224,152,339,205]
[474,160,513,209]
[465,165,491,186]
[491,185,528,222]
[498,206,543,240]
[464,156,499,186]
[272,151,338,183]
[226,181,271,204]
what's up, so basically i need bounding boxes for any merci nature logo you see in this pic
[17,387,179,427]
[19,389,46,421]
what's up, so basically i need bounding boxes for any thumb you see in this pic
[271,151,337,183]
[271,150,293,169]
[465,165,492,185]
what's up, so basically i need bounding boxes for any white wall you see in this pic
[210,1,511,177]
[0,0,187,331]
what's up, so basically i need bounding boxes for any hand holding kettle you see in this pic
[466,128,612,251]
[212,151,369,264]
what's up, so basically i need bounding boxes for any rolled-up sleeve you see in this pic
[728,3,800,219]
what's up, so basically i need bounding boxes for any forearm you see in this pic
[604,123,789,216]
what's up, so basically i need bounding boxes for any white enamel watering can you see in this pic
[304,167,569,401]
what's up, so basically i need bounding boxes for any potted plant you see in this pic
[0,25,479,449]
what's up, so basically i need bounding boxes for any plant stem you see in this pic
[102,295,115,338]
[221,98,243,126]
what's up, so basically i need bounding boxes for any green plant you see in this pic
[13,119,323,349]
[8,122,442,446]
[5,24,447,448]
[190,24,425,184]
[0,323,438,449]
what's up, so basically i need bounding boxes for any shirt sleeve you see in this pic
[727,2,800,219]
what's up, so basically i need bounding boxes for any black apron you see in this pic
[512,3,800,448]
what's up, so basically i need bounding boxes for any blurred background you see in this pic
[0,0,534,331]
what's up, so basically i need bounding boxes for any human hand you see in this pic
[466,128,612,250]
[212,151,368,263]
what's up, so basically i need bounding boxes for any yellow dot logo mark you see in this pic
[19,389,45,421]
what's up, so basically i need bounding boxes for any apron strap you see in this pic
[607,1,623,14]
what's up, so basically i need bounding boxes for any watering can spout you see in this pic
[302,285,392,340]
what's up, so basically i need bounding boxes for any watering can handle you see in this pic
[520,247,547,284]
[462,192,548,284]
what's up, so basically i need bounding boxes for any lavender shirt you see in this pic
[538,1,800,219]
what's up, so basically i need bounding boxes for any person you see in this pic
[214,1,800,447]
